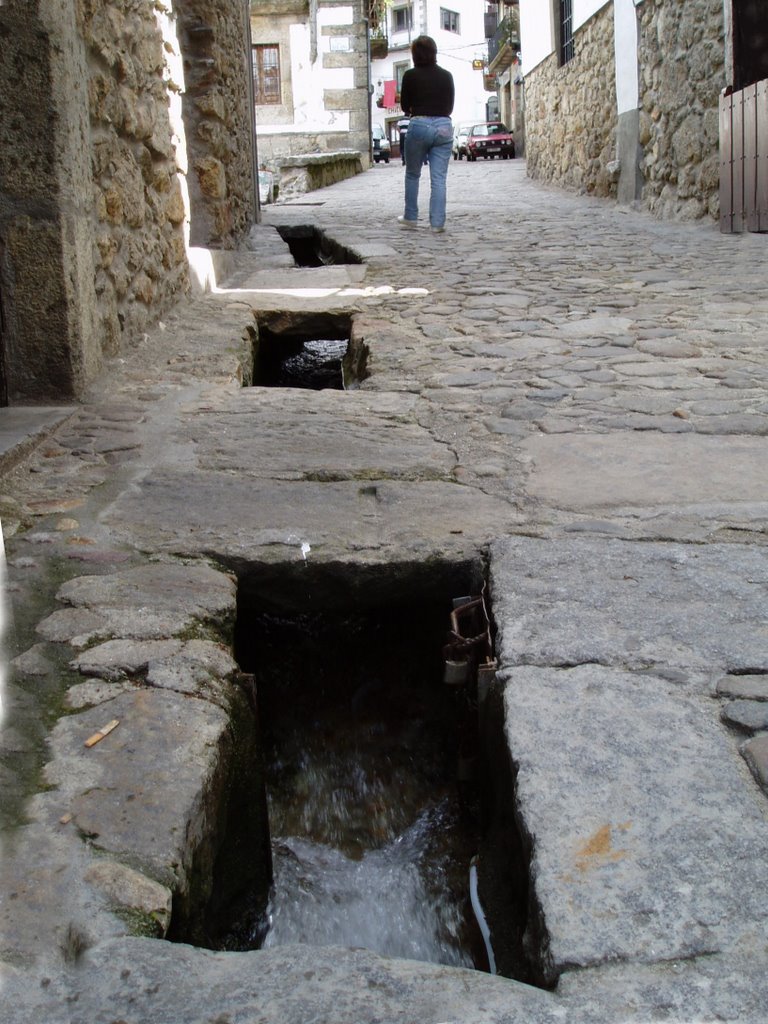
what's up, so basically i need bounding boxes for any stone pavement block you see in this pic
[490,536,768,679]
[104,472,520,564]
[520,432,768,509]
[717,674,768,701]
[36,562,237,646]
[741,734,768,795]
[69,638,238,708]
[0,822,128,968]
[500,664,768,984]
[0,938,560,1024]
[188,387,454,480]
[556,951,768,1024]
[39,688,235,899]
[721,699,768,733]
[0,406,75,474]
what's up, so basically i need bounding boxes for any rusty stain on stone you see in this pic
[574,822,631,873]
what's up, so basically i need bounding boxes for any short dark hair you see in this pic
[411,35,437,67]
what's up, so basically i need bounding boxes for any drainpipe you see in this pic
[365,2,373,165]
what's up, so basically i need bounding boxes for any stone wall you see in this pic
[636,0,724,221]
[522,0,725,221]
[178,0,257,246]
[275,151,363,199]
[524,5,617,199]
[80,0,190,352]
[256,131,363,165]
[0,1,102,402]
[0,0,257,404]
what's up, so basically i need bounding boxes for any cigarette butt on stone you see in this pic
[84,719,120,748]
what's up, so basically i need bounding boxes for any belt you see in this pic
[410,114,451,119]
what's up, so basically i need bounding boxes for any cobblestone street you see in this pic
[1,160,768,1022]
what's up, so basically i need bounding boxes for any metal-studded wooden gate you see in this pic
[719,79,768,234]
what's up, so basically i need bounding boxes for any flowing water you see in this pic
[231,608,484,968]
[275,338,346,390]
[264,797,472,967]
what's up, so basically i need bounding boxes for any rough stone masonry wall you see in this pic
[636,0,724,221]
[80,0,190,350]
[178,0,257,246]
[524,0,724,221]
[524,4,617,199]
[0,1,103,402]
[0,0,256,404]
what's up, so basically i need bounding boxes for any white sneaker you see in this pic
[431,225,445,233]
[397,216,418,229]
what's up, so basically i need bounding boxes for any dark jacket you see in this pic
[399,65,454,118]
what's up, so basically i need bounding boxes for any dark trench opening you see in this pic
[176,562,535,982]
[275,224,362,267]
[250,312,367,391]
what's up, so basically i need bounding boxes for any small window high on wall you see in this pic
[392,6,413,34]
[253,44,281,104]
[557,0,574,66]
[441,8,460,34]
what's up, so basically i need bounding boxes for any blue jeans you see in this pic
[403,116,453,229]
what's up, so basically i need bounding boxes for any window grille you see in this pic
[558,0,574,65]
[394,61,410,92]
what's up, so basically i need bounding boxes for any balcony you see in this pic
[487,13,520,74]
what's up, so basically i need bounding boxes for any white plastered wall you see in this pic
[614,0,638,113]
[260,7,354,136]
[520,0,611,73]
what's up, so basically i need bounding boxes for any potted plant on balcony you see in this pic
[370,33,388,59]
[369,0,388,58]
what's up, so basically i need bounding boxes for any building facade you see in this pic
[485,1,523,149]
[370,0,491,155]
[250,0,371,168]
[518,0,767,224]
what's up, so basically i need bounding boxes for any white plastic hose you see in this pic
[469,855,496,975]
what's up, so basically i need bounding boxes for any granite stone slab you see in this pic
[500,664,768,984]
[520,432,768,509]
[490,536,768,679]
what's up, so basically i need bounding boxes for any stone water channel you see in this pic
[196,243,533,978]
[211,277,531,976]
[201,568,531,981]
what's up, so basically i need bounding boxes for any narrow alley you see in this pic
[1,159,768,1023]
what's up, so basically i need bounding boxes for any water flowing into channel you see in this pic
[264,802,472,967]
[231,608,484,968]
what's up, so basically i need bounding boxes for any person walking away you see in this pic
[397,36,454,233]
[397,114,410,165]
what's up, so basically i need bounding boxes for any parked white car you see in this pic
[452,123,473,160]
[372,124,391,164]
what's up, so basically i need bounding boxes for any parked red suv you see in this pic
[466,122,515,161]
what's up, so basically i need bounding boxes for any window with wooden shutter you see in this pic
[253,44,281,105]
